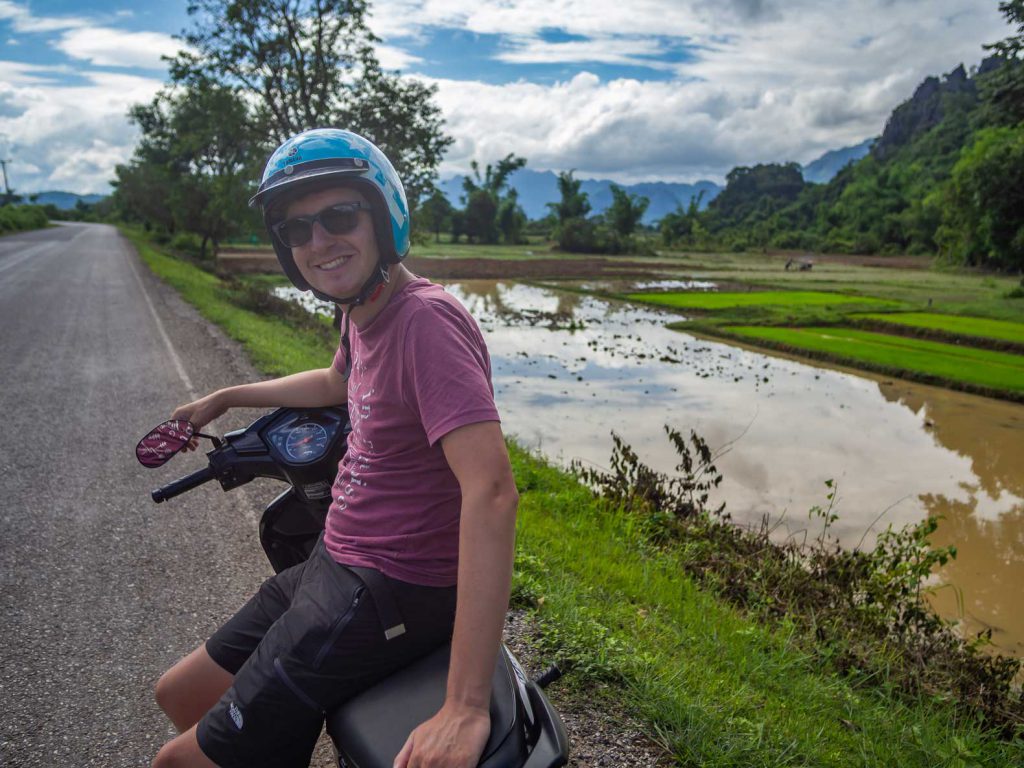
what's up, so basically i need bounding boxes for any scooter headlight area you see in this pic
[137,406,570,768]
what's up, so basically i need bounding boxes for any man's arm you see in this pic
[170,366,348,444]
[393,420,518,768]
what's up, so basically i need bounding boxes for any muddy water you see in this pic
[274,281,1024,657]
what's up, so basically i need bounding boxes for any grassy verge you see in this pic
[126,229,1023,766]
[853,312,1024,348]
[719,326,1024,399]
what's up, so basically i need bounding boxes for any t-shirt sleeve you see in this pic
[332,339,347,377]
[402,300,500,446]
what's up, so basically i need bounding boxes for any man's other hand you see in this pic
[393,699,490,768]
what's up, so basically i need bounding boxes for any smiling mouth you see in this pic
[315,255,352,271]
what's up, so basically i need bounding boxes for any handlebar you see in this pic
[152,466,215,504]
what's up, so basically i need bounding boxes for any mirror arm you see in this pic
[196,432,223,449]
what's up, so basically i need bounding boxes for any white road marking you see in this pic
[124,244,198,400]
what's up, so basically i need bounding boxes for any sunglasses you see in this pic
[272,202,372,248]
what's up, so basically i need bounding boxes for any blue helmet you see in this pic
[250,128,410,302]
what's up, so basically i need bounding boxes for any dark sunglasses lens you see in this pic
[278,219,313,248]
[319,207,360,236]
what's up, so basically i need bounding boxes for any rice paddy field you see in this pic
[611,252,1024,401]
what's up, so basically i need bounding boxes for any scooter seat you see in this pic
[327,642,529,768]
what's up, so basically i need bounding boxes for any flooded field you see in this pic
[275,280,1024,658]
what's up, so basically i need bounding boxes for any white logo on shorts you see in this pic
[229,701,244,730]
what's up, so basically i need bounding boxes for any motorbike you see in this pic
[136,406,569,768]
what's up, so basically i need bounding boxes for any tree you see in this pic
[459,153,527,244]
[937,125,1024,270]
[979,1,1024,126]
[496,190,527,245]
[118,77,261,256]
[418,189,454,243]
[463,189,498,244]
[461,154,527,200]
[169,0,451,208]
[606,184,649,237]
[659,191,705,246]
[547,170,590,223]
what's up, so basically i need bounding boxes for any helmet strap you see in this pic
[338,262,391,379]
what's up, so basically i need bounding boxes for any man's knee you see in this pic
[154,668,180,717]
[151,738,189,768]
[152,729,217,768]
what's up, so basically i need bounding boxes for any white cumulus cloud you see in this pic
[389,0,1008,180]
[55,27,186,69]
[0,68,163,194]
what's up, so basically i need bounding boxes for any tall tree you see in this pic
[606,184,650,237]
[169,0,451,208]
[460,153,527,244]
[547,170,590,223]
[980,1,1024,126]
[118,77,260,256]
[418,188,454,243]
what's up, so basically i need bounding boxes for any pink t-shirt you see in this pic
[323,278,500,586]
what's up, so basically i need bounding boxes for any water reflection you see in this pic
[448,280,1024,657]
[277,279,1024,657]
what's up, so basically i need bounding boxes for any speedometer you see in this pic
[285,423,330,461]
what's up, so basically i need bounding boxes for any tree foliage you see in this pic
[458,153,527,244]
[417,188,453,243]
[605,184,650,237]
[116,78,261,256]
[937,125,1024,270]
[547,170,591,223]
[171,0,451,208]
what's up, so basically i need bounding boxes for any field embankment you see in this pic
[129,228,1024,766]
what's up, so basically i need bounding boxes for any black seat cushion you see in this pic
[327,642,528,768]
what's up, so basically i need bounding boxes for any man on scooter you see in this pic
[151,129,518,768]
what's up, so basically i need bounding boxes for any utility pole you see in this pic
[0,158,11,204]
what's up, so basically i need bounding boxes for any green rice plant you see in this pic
[855,312,1024,345]
[722,326,1024,395]
[626,290,901,311]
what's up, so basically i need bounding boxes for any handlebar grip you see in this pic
[152,466,215,504]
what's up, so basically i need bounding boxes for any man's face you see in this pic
[284,185,380,300]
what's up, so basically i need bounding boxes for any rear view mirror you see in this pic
[136,419,195,468]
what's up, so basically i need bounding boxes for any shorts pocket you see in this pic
[313,585,365,668]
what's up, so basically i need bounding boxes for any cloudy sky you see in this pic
[0,0,1009,195]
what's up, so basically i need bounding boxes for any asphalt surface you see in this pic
[0,223,287,766]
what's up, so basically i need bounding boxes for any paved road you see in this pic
[0,224,290,766]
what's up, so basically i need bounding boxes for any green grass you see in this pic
[512,452,1022,767]
[723,325,1024,394]
[129,228,1023,766]
[855,312,1024,345]
[625,290,901,311]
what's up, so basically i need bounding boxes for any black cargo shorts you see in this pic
[196,538,457,768]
